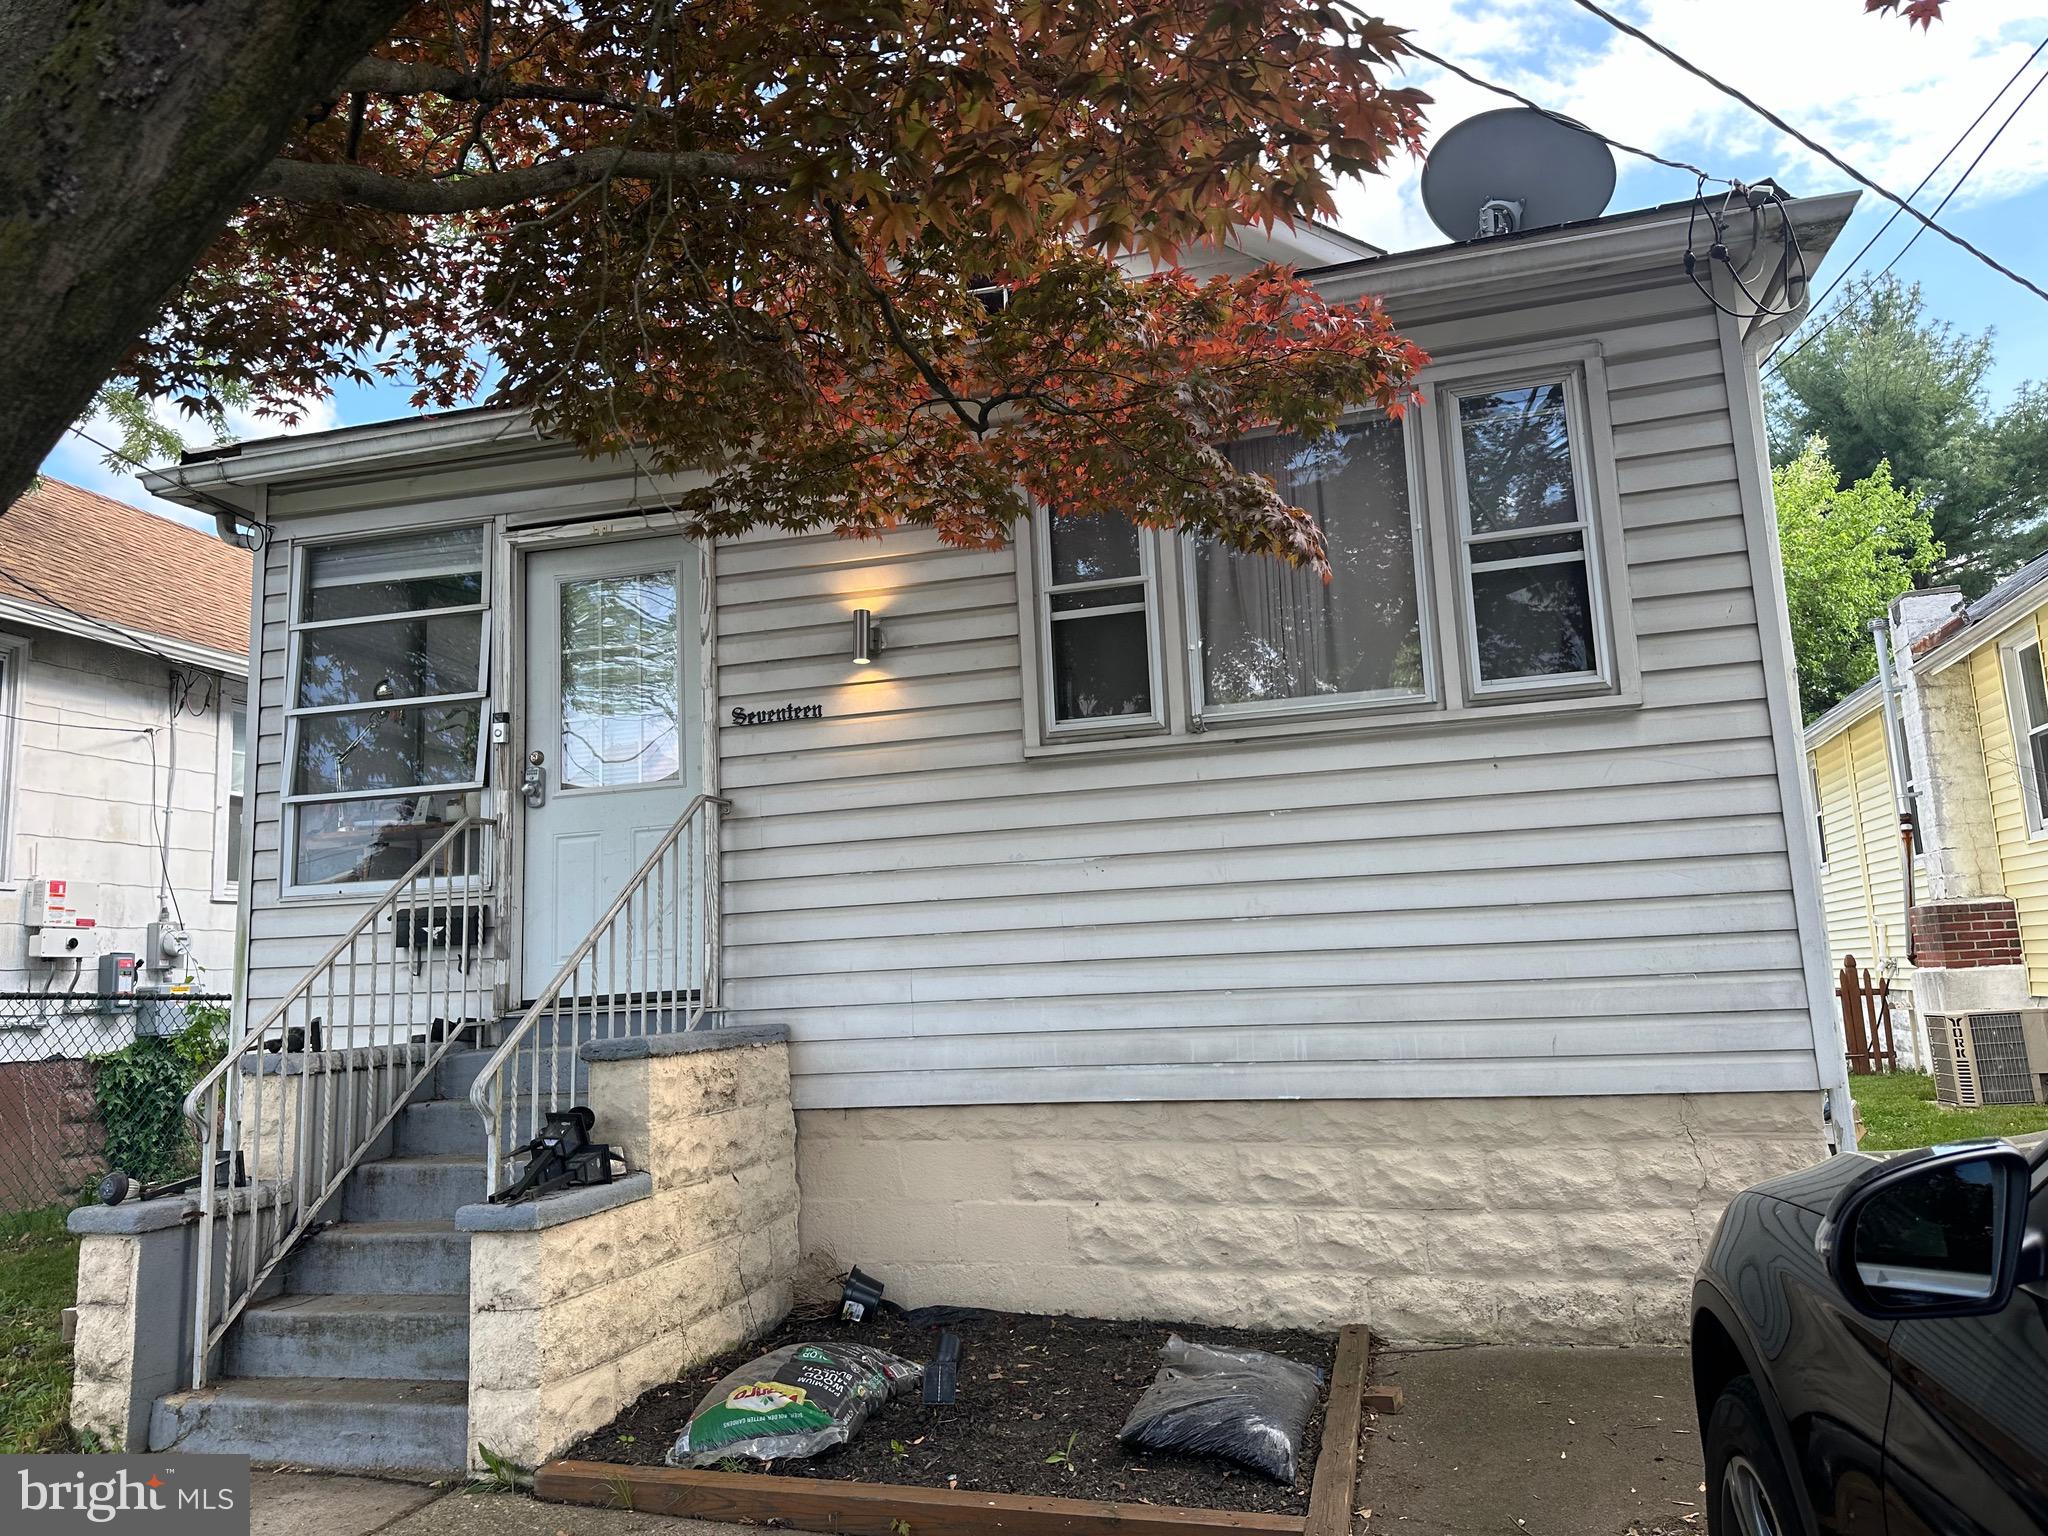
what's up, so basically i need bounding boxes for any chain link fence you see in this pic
[0,992,233,1218]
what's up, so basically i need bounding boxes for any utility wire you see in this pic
[0,557,189,669]
[1767,48,2048,380]
[1769,32,2048,365]
[1564,0,2048,306]
[1397,38,1732,184]
[58,422,272,550]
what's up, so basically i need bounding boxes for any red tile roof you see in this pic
[0,478,252,660]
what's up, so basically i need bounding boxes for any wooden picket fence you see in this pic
[1837,955,1898,1075]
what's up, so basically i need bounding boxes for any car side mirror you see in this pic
[1820,1141,2032,1320]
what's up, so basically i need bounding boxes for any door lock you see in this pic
[521,750,547,808]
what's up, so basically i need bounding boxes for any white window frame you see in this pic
[213,682,247,902]
[1443,366,1616,702]
[1029,510,1168,741]
[2000,632,2048,837]
[0,636,27,887]
[1182,410,1437,727]
[282,528,492,898]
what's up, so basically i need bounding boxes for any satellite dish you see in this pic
[1420,108,1617,242]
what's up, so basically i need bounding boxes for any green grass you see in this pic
[1852,1071,2048,1152]
[0,1205,80,1453]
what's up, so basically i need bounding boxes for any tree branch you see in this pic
[252,147,785,212]
[338,55,629,107]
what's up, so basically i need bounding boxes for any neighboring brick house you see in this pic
[0,479,250,1209]
[1805,556,2048,1102]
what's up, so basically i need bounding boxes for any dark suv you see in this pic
[1691,1136,2047,1534]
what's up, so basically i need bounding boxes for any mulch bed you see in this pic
[566,1309,1339,1515]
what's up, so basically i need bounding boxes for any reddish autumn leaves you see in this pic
[1865,0,1947,28]
[129,1,1433,565]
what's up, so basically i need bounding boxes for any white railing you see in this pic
[471,794,725,1193]
[182,817,492,1389]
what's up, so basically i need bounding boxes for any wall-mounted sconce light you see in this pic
[852,609,883,665]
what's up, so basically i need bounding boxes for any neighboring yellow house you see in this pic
[1806,558,2048,1102]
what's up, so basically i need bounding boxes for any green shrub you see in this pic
[91,1002,230,1185]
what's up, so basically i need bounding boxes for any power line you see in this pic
[1565,0,2048,306]
[1766,33,2048,370]
[57,422,272,549]
[1767,46,2048,379]
[1396,38,1732,185]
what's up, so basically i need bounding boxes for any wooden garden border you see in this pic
[536,1326,1383,1536]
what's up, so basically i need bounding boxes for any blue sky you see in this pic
[41,0,2048,532]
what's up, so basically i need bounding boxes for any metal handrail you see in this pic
[470,793,726,1192]
[183,816,493,1389]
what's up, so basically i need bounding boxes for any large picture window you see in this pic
[1037,513,1162,732]
[1449,377,1608,693]
[1192,418,1428,717]
[285,527,488,889]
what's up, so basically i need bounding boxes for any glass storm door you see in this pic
[519,537,699,999]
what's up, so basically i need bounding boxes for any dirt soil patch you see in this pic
[567,1310,1339,1514]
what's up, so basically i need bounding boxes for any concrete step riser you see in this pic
[225,1303,469,1383]
[436,1049,588,1102]
[286,1229,471,1297]
[344,1161,486,1222]
[396,1100,490,1157]
[149,1384,467,1476]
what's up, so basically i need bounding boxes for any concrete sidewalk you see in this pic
[252,1346,1705,1536]
[1362,1345,1704,1536]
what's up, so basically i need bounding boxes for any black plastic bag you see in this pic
[1117,1334,1325,1483]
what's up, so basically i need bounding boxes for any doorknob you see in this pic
[521,750,547,808]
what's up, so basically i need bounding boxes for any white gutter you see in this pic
[0,593,247,675]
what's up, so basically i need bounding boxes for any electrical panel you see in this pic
[98,952,138,1008]
[24,877,97,933]
[30,925,99,960]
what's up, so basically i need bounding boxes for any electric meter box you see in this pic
[24,878,99,932]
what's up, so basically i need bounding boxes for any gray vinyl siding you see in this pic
[228,255,1826,1110]
[713,275,1823,1107]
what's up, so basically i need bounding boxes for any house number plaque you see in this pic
[729,703,825,726]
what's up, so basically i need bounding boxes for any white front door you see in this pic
[520,537,700,999]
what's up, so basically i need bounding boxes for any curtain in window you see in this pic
[1197,421,1425,707]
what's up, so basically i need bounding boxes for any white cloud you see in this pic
[1330,0,2048,251]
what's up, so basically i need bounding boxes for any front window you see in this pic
[1450,378,1608,693]
[1037,513,1161,731]
[1193,418,1428,715]
[285,528,488,888]
[2003,637,2048,832]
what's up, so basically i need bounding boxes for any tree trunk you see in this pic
[0,0,411,510]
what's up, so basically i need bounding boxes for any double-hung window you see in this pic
[1191,417,1429,718]
[1448,377,1609,694]
[285,527,489,890]
[2003,635,2048,833]
[1036,513,1162,733]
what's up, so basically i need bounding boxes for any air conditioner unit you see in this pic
[1926,1011,2048,1107]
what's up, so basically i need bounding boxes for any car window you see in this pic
[1856,1160,1998,1299]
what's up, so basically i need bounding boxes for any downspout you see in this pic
[1871,616,1918,963]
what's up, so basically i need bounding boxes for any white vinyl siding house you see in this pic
[151,194,1858,1344]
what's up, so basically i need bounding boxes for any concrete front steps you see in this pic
[148,1040,508,1476]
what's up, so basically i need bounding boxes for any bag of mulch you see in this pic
[666,1342,924,1468]
[1117,1335,1325,1484]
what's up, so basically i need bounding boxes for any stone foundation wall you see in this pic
[797,1093,1826,1345]
[464,1027,798,1472]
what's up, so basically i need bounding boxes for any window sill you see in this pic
[1022,682,1642,759]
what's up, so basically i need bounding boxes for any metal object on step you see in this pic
[394,903,493,976]
[489,1106,628,1204]
[98,1151,246,1206]
[840,1265,886,1323]
[922,1328,961,1405]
